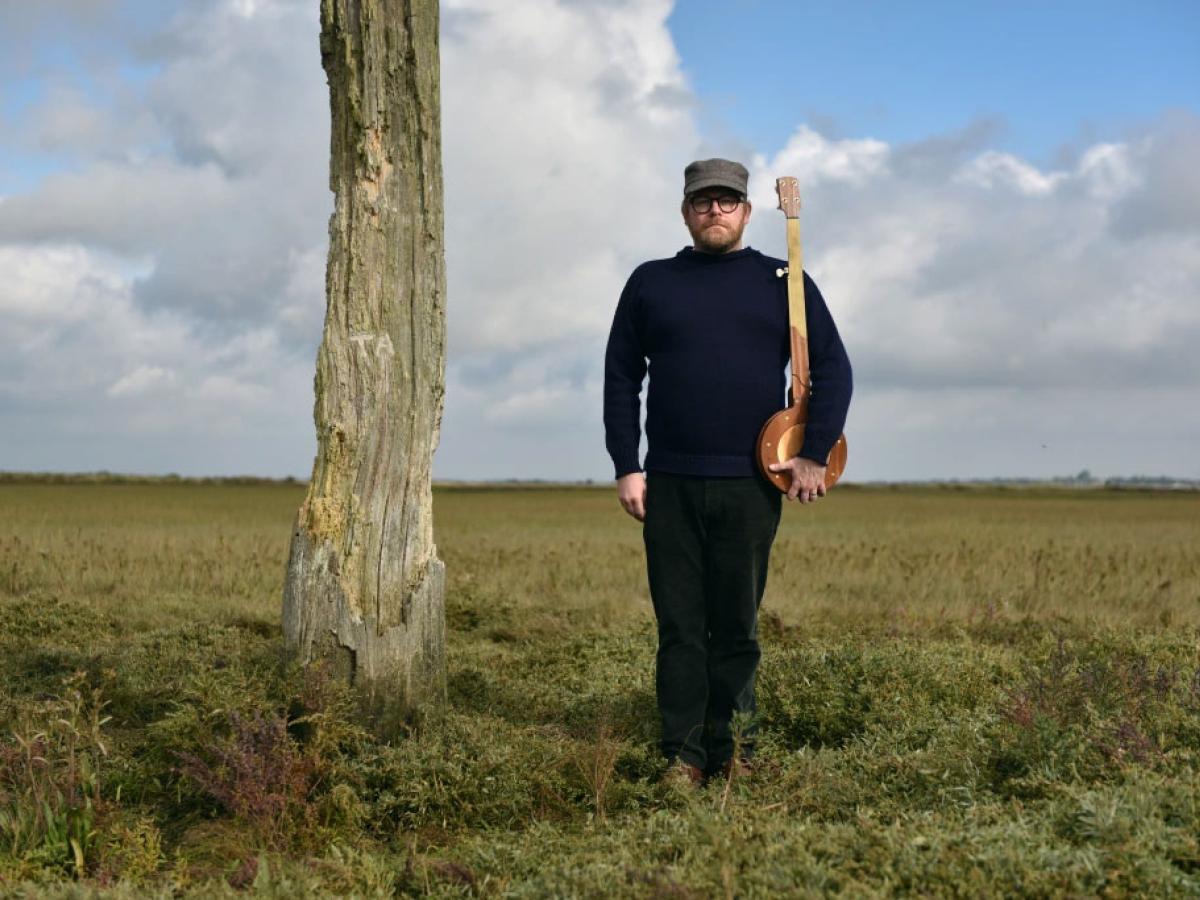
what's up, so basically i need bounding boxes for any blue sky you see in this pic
[0,0,1197,481]
[670,1,1199,165]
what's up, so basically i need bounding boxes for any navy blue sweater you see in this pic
[603,246,852,479]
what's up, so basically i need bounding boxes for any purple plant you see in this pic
[177,711,320,849]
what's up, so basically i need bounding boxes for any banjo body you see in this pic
[757,411,848,492]
[755,176,847,492]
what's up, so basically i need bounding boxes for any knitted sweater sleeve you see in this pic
[603,269,648,478]
[799,272,854,464]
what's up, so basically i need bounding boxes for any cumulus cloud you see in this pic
[0,0,1196,480]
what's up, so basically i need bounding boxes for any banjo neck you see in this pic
[776,177,810,408]
[756,174,848,491]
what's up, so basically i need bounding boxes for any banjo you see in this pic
[755,176,848,492]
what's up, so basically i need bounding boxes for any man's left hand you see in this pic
[767,456,827,503]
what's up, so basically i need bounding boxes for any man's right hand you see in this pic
[616,472,647,521]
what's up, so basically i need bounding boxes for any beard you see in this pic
[690,219,746,254]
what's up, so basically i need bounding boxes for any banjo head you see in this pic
[756,408,847,492]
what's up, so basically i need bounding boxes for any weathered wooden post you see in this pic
[283,0,447,722]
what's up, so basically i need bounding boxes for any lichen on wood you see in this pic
[284,0,447,722]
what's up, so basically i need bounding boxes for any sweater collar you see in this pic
[676,246,758,264]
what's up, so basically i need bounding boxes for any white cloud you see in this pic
[0,244,121,322]
[955,150,1067,195]
[108,364,176,398]
[1078,143,1139,201]
[753,126,890,187]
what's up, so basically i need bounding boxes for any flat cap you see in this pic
[683,158,749,197]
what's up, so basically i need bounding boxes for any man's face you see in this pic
[682,188,752,254]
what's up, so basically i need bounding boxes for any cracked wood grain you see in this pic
[283,0,446,723]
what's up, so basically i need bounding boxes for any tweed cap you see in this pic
[683,158,749,197]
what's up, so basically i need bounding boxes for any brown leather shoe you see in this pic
[661,759,704,790]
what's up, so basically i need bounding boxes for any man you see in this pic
[603,158,852,786]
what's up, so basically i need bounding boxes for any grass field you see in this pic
[2,481,1199,896]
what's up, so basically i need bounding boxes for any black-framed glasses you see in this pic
[689,194,742,214]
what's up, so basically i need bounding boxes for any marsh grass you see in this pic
[1,481,1199,895]
[0,672,110,879]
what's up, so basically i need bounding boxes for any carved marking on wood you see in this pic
[349,333,396,361]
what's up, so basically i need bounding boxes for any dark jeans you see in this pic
[642,471,782,771]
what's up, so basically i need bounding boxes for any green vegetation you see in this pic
[1,482,1198,896]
